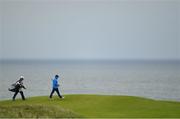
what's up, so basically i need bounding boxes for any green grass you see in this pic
[0,95,180,118]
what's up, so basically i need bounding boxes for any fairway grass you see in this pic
[0,95,180,118]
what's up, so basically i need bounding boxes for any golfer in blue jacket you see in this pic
[49,75,64,99]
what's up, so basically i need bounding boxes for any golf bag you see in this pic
[8,83,17,92]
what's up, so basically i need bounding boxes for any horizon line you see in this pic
[0,59,179,62]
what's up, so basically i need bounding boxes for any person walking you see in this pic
[9,76,26,101]
[49,75,64,99]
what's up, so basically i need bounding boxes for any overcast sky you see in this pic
[0,0,179,60]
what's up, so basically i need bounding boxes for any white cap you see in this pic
[20,76,24,79]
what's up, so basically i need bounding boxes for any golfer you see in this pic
[9,76,26,101]
[49,75,64,99]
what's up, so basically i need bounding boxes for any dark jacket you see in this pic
[14,81,26,91]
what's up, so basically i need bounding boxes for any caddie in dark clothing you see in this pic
[49,75,64,99]
[9,76,26,101]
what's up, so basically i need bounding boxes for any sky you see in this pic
[0,0,180,60]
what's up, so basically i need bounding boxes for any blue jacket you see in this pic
[52,77,59,89]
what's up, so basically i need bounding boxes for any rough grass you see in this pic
[0,95,180,118]
[0,104,77,118]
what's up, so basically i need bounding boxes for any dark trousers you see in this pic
[13,91,25,100]
[49,88,62,98]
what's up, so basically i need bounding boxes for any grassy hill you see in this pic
[0,95,180,118]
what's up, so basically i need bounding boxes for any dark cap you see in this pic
[55,75,59,78]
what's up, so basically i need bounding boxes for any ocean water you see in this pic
[0,60,179,101]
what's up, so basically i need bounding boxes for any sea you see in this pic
[0,60,179,101]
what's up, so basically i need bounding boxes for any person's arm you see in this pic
[20,83,26,89]
[22,85,26,89]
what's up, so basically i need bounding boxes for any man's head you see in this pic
[55,75,59,79]
[19,76,24,82]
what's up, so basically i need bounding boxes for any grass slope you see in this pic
[0,95,180,118]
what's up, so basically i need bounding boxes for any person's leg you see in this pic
[49,88,55,98]
[55,88,62,98]
[19,91,25,100]
[12,91,19,101]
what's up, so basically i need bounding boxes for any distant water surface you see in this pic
[0,60,179,101]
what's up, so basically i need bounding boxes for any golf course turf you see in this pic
[0,94,180,118]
